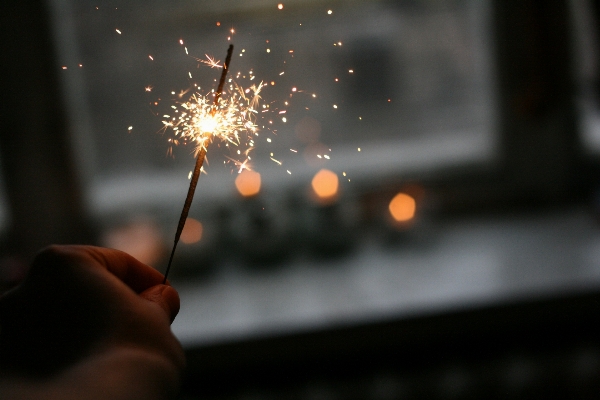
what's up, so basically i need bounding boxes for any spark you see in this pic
[116,29,122,34]
[226,156,252,173]
[161,82,263,158]
[149,55,154,60]
[198,54,222,69]
[145,86,153,92]
[278,3,284,10]
[270,157,282,165]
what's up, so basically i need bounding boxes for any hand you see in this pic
[0,245,185,400]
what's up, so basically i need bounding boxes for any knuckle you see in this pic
[30,245,79,276]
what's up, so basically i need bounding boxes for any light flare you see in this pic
[162,81,263,158]
[389,193,416,222]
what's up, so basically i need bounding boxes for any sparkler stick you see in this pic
[163,44,234,284]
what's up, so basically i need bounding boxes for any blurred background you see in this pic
[1,0,600,398]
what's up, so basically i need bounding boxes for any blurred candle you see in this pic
[180,217,203,244]
[303,169,359,256]
[311,168,339,203]
[389,192,416,223]
[235,169,261,197]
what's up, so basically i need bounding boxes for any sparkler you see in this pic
[162,44,235,284]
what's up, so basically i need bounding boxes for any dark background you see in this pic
[1,1,600,399]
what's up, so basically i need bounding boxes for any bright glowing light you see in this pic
[162,80,263,160]
[199,54,222,69]
[389,193,416,222]
[198,115,218,133]
[180,218,203,244]
[278,3,284,9]
[311,169,338,200]
[235,169,261,197]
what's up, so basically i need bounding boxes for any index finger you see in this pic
[46,245,167,293]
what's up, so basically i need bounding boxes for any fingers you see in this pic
[139,285,181,323]
[34,245,166,293]
[31,245,181,323]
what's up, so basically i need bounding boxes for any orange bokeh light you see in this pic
[389,193,416,222]
[311,168,339,200]
[235,169,262,197]
[103,220,163,266]
[180,218,203,244]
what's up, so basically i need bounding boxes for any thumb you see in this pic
[139,285,180,323]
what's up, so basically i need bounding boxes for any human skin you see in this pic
[0,245,185,400]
